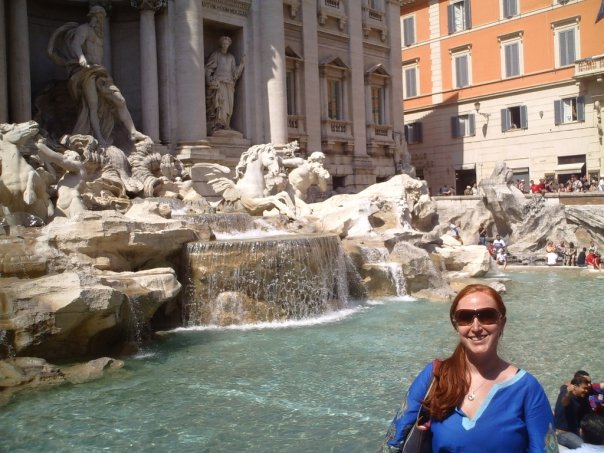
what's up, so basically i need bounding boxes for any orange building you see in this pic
[400,0,604,194]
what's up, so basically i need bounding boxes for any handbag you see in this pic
[382,360,441,453]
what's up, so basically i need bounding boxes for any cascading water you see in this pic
[359,246,407,296]
[181,234,351,326]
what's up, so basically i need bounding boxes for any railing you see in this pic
[574,54,604,79]
[321,119,353,141]
[287,115,306,136]
[324,0,340,9]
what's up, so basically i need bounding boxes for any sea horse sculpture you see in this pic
[197,143,296,218]
[0,121,53,222]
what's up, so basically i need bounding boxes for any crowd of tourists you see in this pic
[528,175,604,194]
[545,240,601,269]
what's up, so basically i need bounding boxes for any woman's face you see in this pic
[453,291,506,360]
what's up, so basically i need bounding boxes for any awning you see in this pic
[454,163,476,171]
[554,163,585,175]
[511,167,529,174]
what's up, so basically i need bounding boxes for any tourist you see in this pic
[478,222,487,245]
[464,185,472,196]
[565,242,578,266]
[547,250,559,266]
[471,183,478,195]
[492,234,506,251]
[496,247,508,270]
[574,371,604,417]
[450,222,463,244]
[383,284,557,452]
[586,252,601,270]
[555,373,593,449]
[440,184,451,196]
[589,241,598,255]
[531,180,541,193]
[573,413,604,452]
[578,248,587,267]
[557,240,567,261]
[598,178,604,193]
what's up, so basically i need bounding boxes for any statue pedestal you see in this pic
[176,141,224,167]
[207,135,251,167]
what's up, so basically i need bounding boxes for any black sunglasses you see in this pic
[452,308,502,326]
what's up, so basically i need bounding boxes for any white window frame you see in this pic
[402,14,416,47]
[450,47,472,89]
[499,34,524,79]
[448,0,471,34]
[554,96,585,125]
[452,114,476,138]
[552,18,580,68]
[403,61,419,99]
[501,0,519,18]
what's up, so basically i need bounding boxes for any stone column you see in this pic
[173,0,206,145]
[387,0,404,137]
[135,0,163,142]
[301,0,321,151]
[260,0,288,145]
[7,0,31,122]
[156,6,173,146]
[348,3,367,156]
[0,0,8,123]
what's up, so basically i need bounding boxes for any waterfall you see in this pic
[181,234,350,326]
[359,246,407,297]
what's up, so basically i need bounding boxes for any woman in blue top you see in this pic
[384,284,558,452]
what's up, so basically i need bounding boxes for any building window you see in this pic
[554,96,585,124]
[328,79,343,120]
[501,105,528,131]
[367,0,382,10]
[286,70,296,115]
[402,15,416,46]
[451,114,476,137]
[500,38,523,78]
[371,86,385,124]
[448,0,472,34]
[554,23,578,67]
[452,50,471,88]
[403,63,418,98]
[502,0,518,18]
[404,122,423,144]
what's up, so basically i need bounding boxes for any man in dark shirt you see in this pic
[555,374,593,449]
[578,248,587,267]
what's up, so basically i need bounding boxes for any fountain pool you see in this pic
[1,269,603,452]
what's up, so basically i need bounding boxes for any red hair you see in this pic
[423,284,506,420]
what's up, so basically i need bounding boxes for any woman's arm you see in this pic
[524,376,559,453]
[384,362,434,451]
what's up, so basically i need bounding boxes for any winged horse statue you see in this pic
[196,143,297,218]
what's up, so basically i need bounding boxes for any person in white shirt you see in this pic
[493,235,506,251]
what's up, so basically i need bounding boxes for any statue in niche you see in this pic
[47,5,148,146]
[0,121,54,222]
[204,36,245,136]
[285,151,331,202]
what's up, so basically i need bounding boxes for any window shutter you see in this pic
[405,68,417,98]
[465,0,472,29]
[503,0,510,18]
[577,96,585,122]
[554,100,562,125]
[501,109,510,132]
[404,17,415,46]
[505,45,512,77]
[511,43,519,76]
[451,116,459,138]
[520,105,528,129]
[469,114,476,136]
[416,122,423,143]
[510,0,518,16]
[447,4,455,34]
[567,29,576,65]
[460,56,468,87]
[404,125,409,143]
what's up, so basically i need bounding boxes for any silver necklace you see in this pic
[467,379,489,401]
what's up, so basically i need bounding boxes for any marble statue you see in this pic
[47,5,148,146]
[204,36,245,135]
[0,121,53,222]
[35,135,104,218]
[198,143,296,218]
[286,151,331,201]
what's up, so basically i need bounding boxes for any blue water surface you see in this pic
[1,269,602,452]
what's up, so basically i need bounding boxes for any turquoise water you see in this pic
[1,269,603,452]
